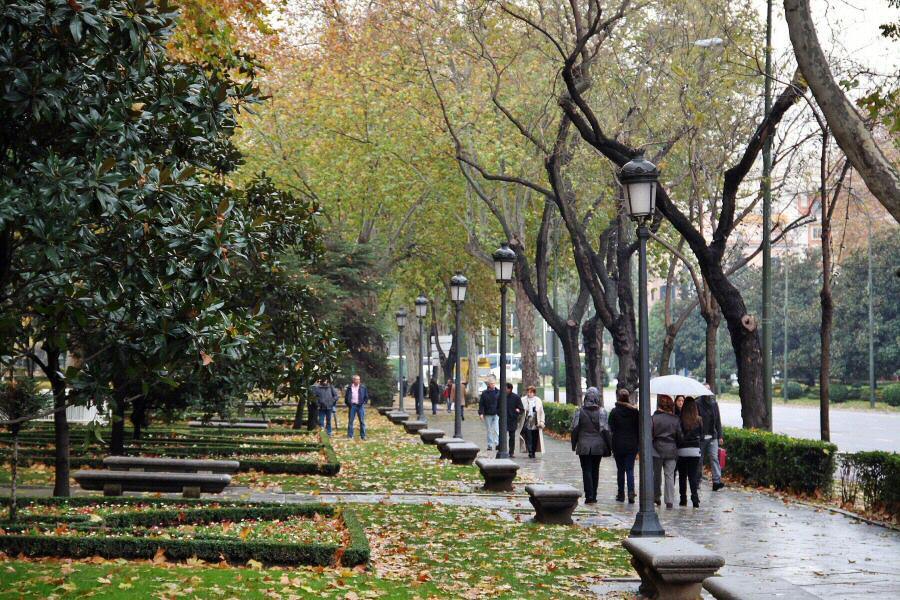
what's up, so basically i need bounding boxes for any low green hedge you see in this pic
[723,427,836,495]
[839,451,900,517]
[883,384,900,407]
[784,381,805,400]
[542,402,577,436]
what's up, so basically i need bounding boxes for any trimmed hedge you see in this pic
[784,381,805,400]
[723,427,836,495]
[884,384,900,407]
[839,451,900,517]
[0,498,367,566]
[542,402,577,436]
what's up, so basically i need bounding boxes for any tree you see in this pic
[0,378,42,521]
[783,0,900,221]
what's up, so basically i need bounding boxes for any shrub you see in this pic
[723,427,836,495]
[839,451,900,517]
[883,384,900,407]
[542,402,578,436]
[784,381,805,400]
[829,384,852,403]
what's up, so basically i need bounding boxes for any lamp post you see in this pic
[415,295,428,419]
[395,308,408,413]
[492,242,516,458]
[450,273,468,438]
[620,152,665,538]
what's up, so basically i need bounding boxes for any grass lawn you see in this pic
[0,503,631,599]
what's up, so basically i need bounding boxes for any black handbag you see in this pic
[601,429,613,457]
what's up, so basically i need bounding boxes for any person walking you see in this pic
[608,388,639,503]
[674,395,685,415]
[344,374,368,440]
[310,378,338,436]
[521,386,545,458]
[410,375,422,415]
[677,397,703,508]
[478,378,500,450]
[571,387,611,504]
[652,395,680,509]
[429,376,441,415]
[504,383,524,457]
[443,378,453,413]
[697,386,725,491]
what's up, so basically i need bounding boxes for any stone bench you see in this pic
[376,406,394,416]
[188,420,269,429]
[623,536,725,600]
[103,456,240,474]
[435,437,465,459]
[386,411,410,424]
[525,483,581,525]
[418,429,445,444]
[402,419,427,434]
[444,441,480,465]
[703,575,821,599]
[474,458,519,492]
[74,470,231,498]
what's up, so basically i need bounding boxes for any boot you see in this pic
[628,494,636,504]
[679,496,687,507]
[692,494,700,508]
[616,492,625,502]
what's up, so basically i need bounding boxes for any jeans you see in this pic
[698,437,722,484]
[579,454,603,501]
[678,456,701,502]
[317,408,333,435]
[347,403,366,440]
[483,414,499,448]
[524,428,539,457]
[614,451,637,498]
[653,456,677,505]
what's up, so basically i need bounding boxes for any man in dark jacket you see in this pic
[504,383,524,457]
[344,374,369,440]
[310,378,338,435]
[478,379,500,450]
[608,388,639,503]
[697,387,725,491]
[428,377,441,415]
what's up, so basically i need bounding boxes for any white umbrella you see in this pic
[647,375,711,397]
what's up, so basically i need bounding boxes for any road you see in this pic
[557,389,899,452]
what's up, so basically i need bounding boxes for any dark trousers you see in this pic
[677,456,701,501]
[614,451,637,498]
[524,429,539,457]
[431,400,438,415]
[578,454,603,501]
[507,429,518,455]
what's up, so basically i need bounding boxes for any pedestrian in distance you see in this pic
[697,383,726,491]
[410,375,422,415]
[428,376,441,415]
[521,385,545,458]
[478,378,501,451]
[310,378,338,436]
[571,386,612,504]
[677,397,703,508]
[344,374,369,440]
[443,378,453,413]
[608,388,639,503]
[652,394,680,509]
[504,383,524,457]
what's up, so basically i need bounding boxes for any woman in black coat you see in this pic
[571,387,611,504]
[676,397,703,508]
[608,388,640,503]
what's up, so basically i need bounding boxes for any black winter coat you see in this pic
[478,387,500,416]
[506,392,524,431]
[608,401,640,455]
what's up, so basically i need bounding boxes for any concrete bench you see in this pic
[74,470,231,498]
[444,441,480,465]
[402,419,427,434]
[376,406,394,416]
[524,483,581,525]
[103,456,239,474]
[703,575,821,599]
[386,411,410,424]
[188,420,269,429]
[418,429,445,444]
[474,458,519,492]
[623,536,725,600]
[435,437,465,459]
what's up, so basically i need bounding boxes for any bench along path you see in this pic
[103,456,239,474]
[74,469,231,498]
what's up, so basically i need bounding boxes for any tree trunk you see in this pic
[820,231,832,442]
[9,432,18,521]
[110,389,127,456]
[560,320,583,404]
[45,347,70,497]
[658,328,675,377]
[702,305,721,394]
[582,316,603,389]
[513,278,539,387]
[464,325,478,406]
[292,394,305,430]
[783,0,900,221]
[131,396,147,440]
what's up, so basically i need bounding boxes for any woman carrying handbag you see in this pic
[571,387,612,504]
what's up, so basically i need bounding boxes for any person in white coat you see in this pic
[520,385,545,458]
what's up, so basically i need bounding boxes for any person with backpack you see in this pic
[697,385,725,491]
[571,387,611,504]
[677,397,703,508]
[310,378,339,435]
[608,388,639,503]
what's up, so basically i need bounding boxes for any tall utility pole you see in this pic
[761,0,774,430]
[783,254,789,403]
[552,218,560,404]
[868,215,876,408]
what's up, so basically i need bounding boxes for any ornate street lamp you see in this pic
[492,242,516,458]
[449,272,468,438]
[415,295,428,419]
[620,152,665,538]
[395,308,408,414]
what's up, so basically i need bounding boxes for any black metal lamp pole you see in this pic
[450,273,468,438]
[620,153,665,538]
[395,309,407,413]
[493,243,516,458]
[415,295,428,419]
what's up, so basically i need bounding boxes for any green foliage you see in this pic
[784,381,805,400]
[830,383,852,403]
[883,384,900,407]
[839,451,900,517]
[0,379,43,435]
[723,427,836,495]
[542,402,578,436]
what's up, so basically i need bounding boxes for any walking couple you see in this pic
[308,374,369,440]
[478,379,545,457]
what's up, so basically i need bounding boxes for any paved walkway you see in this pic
[414,409,900,599]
